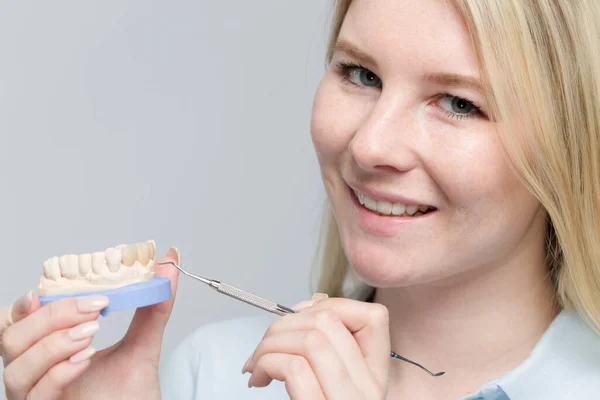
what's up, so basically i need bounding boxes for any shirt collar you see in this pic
[471,308,600,399]
[363,288,600,399]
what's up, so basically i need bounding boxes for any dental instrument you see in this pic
[157,261,445,377]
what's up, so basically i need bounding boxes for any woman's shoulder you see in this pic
[159,315,287,400]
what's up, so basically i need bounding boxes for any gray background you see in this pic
[0,1,332,395]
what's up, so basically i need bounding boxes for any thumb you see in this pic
[0,291,40,329]
[122,247,180,357]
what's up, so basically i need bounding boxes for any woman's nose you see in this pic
[349,93,421,173]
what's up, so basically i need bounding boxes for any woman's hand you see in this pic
[242,294,391,400]
[0,247,180,400]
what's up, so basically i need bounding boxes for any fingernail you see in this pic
[247,375,254,388]
[167,247,180,265]
[15,291,33,314]
[242,356,252,374]
[76,296,109,313]
[291,300,314,311]
[69,346,96,363]
[68,320,100,341]
[311,293,329,302]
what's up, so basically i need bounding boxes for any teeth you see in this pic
[364,195,377,210]
[105,247,122,272]
[92,252,105,274]
[136,242,150,266]
[391,202,406,215]
[148,240,156,260]
[122,244,137,267]
[405,205,419,215]
[43,256,61,280]
[42,260,51,279]
[59,254,79,279]
[79,253,92,275]
[376,200,393,215]
[356,192,364,204]
[354,189,431,217]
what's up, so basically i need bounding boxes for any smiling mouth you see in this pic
[351,188,437,217]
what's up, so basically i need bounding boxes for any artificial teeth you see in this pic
[92,252,105,274]
[105,247,122,272]
[136,242,150,266]
[79,253,92,275]
[43,256,61,280]
[148,240,156,260]
[122,244,137,267]
[38,240,158,296]
[59,254,79,279]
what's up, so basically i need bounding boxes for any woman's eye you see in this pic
[335,62,484,121]
[349,68,381,87]
[438,94,482,120]
[337,62,382,88]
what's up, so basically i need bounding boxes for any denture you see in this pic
[38,240,156,295]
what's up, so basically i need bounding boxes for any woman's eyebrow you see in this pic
[333,39,378,68]
[422,72,483,92]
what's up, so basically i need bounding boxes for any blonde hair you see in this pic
[313,0,600,333]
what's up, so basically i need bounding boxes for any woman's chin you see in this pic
[341,234,451,289]
[350,264,418,288]
[346,251,429,288]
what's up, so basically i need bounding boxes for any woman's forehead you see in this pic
[337,0,480,78]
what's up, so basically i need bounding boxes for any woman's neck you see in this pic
[375,251,559,399]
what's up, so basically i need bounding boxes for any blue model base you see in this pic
[39,277,172,316]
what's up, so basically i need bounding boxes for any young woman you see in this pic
[2,1,600,399]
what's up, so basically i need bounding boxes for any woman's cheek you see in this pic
[427,124,506,206]
[311,75,371,159]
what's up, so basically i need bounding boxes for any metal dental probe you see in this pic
[157,261,445,377]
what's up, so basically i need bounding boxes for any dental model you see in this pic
[38,240,156,296]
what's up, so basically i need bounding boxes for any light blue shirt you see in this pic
[160,309,600,399]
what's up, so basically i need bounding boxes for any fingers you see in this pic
[4,320,98,396]
[0,291,37,339]
[1,292,35,357]
[248,353,325,400]
[306,297,391,385]
[2,295,107,364]
[254,308,372,388]
[123,247,180,358]
[3,317,99,399]
[19,349,95,400]
[150,246,180,318]
[244,296,390,398]
[12,291,41,324]
[289,293,329,312]
[245,329,357,399]
[274,296,390,384]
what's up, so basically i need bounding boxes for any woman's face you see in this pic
[311,0,546,287]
